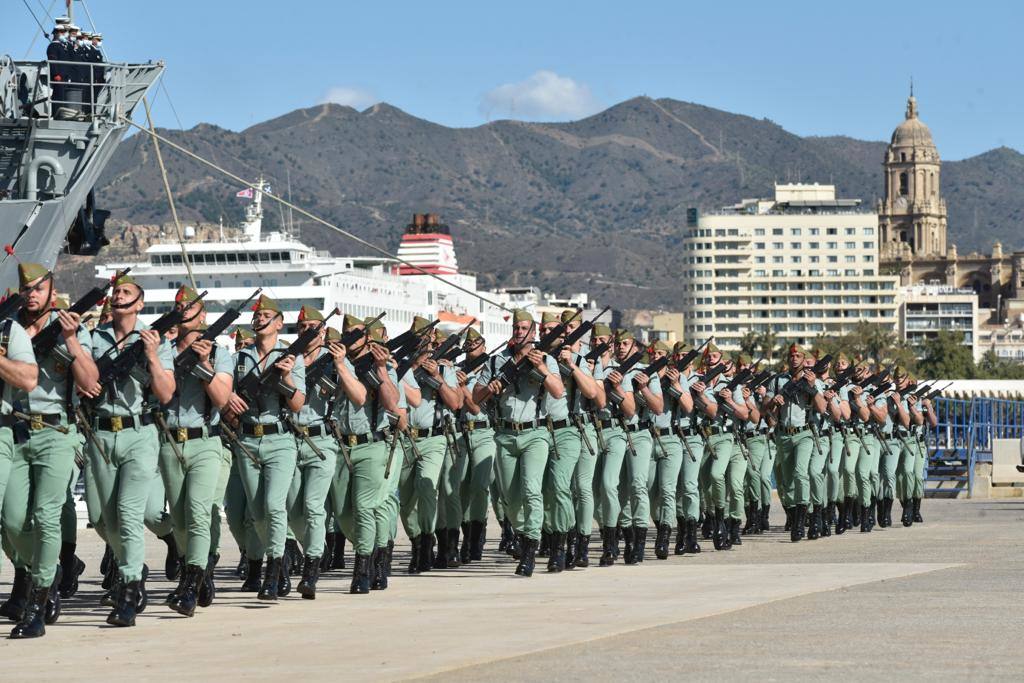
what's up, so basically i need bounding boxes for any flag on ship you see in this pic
[236,188,254,199]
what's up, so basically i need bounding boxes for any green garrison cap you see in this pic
[366,316,384,333]
[541,311,560,325]
[615,328,634,342]
[641,352,650,363]
[465,327,482,343]
[17,262,49,287]
[834,351,850,365]
[592,322,612,338]
[114,272,142,292]
[736,352,752,366]
[298,305,324,322]
[651,340,671,354]
[54,295,70,310]
[512,308,533,324]
[788,343,807,357]
[253,294,279,313]
[672,341,693,355]
[174,285,201,305]
[560,309,578,324]
[368,325,385,342]
[233,326,255,341]
[325,327,342,342]
[100,299,112,316]
[704,340,720,355]
[893,366,909,382]
[411,315,432,333]
[342,313,363,331]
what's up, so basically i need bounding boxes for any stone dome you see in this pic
[891,95,935,149]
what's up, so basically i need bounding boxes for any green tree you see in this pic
[977,349,1024,379]
[917,331,975,378]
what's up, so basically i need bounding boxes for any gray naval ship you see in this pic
[0,31,162,285]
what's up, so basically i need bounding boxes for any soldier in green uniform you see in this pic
[157,285,233,617]
[620,333,661,563]
[852,361,880,531]
[669,342,703,554]
[81,273,175,625]
[644,341,683,559]
[400,317,462,572]
[4,263,72,638]
[910,382,936,524]
[473,309,564,576]
[454,328,495,563]
[762,345,826,542]
[895,371,924,527]
[284,306,340,598]
[223,294,305,601]
[539,311,597,571]
[871,367,910,528]
[805,351,832,539]
[575,322,612,566]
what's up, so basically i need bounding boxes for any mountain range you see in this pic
[92,96,1024,309]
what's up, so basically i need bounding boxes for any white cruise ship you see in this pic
[95,181,512,342]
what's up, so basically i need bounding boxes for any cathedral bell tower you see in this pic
[878,90,948,260]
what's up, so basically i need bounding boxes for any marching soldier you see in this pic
[805,351,832,539]
[895,371,923,527]
[911,377,936,524]
[872,366,910,528]
[736,354,768,536]
[285,306,339,598]
[2,265,68,638]
[82,273,175,626]
[157,286,233,617]
[852,361,881,531]
[454,328,495,563]
[539,311,597,571]
[763,345,826,542]
[670,342,703,555]
[645,341,684,559]
[223,295,305,601]
[473,309,564,576]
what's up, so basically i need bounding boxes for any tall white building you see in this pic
[679,183,900,351]
[899,284,979,361]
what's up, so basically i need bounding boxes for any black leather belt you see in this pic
[624,420,652,433]
[705,425,727,436]
[0,415,16,428]
[498,419,541,432]
[548,419,570,430]
[166,425,221,443]
[675,425,700,437]
[652,427,673,437]
[819,428,833,437]
[241,422,284,437]
[19,413,64,430]
[408,426,445,439]
[291,423,329,438]
[95,414,154,432]
[594,418,615,431]
[338,430,387,446]
[781,425,810,436]
[459,420,491,432]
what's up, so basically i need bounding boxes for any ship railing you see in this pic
[5,59,163,123]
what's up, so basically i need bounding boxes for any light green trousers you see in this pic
[744,433,769,507]
[596,426,627,528]
[572,423,598,536]
[856,432,881,507]
[459,427,496,524]
[286,434,338,558]
[398,435,447,539]
[235,432,298,559]
[675,434,704,522]
[542,426,582,534]
[652,432,682,526]
[494,427,549,541]
[777,429,813,507]
[158,431,222,567]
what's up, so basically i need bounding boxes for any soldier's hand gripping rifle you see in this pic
[412,320,476,390]
[174,288,262,381]
[778,354,832,404]
[234,308,340,406]
[714,367,754,418]
[689,362,728,412]
[492,310,582,395]
[93,291,209,391]
[0,290,26,321]
[312,311,387,395]
[33,268,130,360]
[660,337,714,405]
[556,306,611,376]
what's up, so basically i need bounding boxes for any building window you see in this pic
[810,256,820,263]
[845,241,856,249]
[845,228,856,235]
[772,256,784,264]
[791,228,802,236]
[827,228,837,235]
[810,228,820,235]
[809,242,819,249]
[827,255,838,263]
[754,229,765,236]
[863,227,875,235]
[772,242,783,250]
[863,241,874,249]
[899,172,908,195]
[792,256,802,263]
[864,255,874,262]
[773,229,784,235]
[790,242,801,250]
[845,255,856,263]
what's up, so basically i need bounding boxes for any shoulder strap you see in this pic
[0,319,12,407]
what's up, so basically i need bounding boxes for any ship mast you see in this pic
[242,176,266,242]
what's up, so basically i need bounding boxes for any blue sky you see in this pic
[4,1,1019,159]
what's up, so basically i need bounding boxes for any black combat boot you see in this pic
[901,499,913,527]
[885,498,895,528]
[166,560,188,607]
[791,505,806,542]
[822,504,832,537]
[159,533,181,581]
[547,532,566,573]
[58,543,86,599]
[418,534,435,573]
[236,550,249,579]
[633,527,649,562]
[729,518,742,546]
[684,519,702,554]
[100,543,113,577]
[784,506,793,532]
[761,505,771,532]
[538,530,551,558]
[0,566,31,622]
[564,530,577,569]
[713,508,727,550]
[674,516,686,554]
[913,497,924,523]
[576,534,592,568]
[701,512,714,539]
[471,521,486,561]
[297,555,320,599]
[107,581,140,627]
[742,503,756,535]
[655,523,671,560]
[876,497,886,528]
[100,571,122,608]
[460,523,472,565]
[599,527,617,567]
[371,548,389,591]
[43,566,62,625]
[332,533,347,570]
[508,523,522,558]
[198,554,218,608]
[808,507,821,540]
[850,499,861,526]
[350,554,371,594]
[136,564,150,614]
[514,536,538,577]
[836,501,847,535]
[860,505,871,532]
[407,535,421,574]
[172,565,202,617]
[623,526,637,565]
[284,539,302,577]
[242,557,263,591]
[257,557,281,601]
[498,518,511,553]
[278,552,292,597]
[321,533,336,573]
[447,528,462,568]
[431,529,447,569]
[10,583,49,639]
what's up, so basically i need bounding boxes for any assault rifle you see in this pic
[555,306,611,376]
[0,291,26,321]
[94,291,208,390]
[33,268,130,359]
[234,308,340,405]
[604,348,646,406]
[413,320,476,390]
[689,362,729,410]
[778,354,833,403]
[174,288,262,381]
[715,367,754,418]
[492,310,582,394]
[673,337,714,372]
[584,341,609,363]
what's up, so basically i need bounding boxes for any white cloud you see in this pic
[480,70,602,121]
[321,86,379,110]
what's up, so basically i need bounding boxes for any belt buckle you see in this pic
[466,421,475,432]
[299,425,309,436]
[253,423,264,437]
[30,414,43,431]
[110,416,123,432]
[348,434,358,447]
[177,427,188,442]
